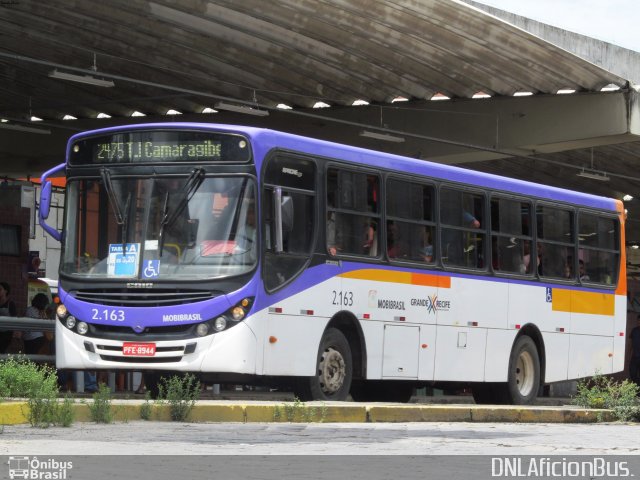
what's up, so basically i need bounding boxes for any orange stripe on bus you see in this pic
[615,200,627,296]
[552,289,615,316]
[339,269,450,288]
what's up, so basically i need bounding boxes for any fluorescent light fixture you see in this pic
[352,100,369,106]
[631,244,640,250]
[601,84,620,92]
[49,69,115,87]
[31,116,43,122]
[0,119,7,123]
[623,194,634,202]
[431,93,450,101]
[513,91,533,97]
[96,113,111,119]
[214,102,269,116]
[472,91,491,99]
[0,123,51,134]
[166,109,182,115]
[313,102,330,109]
[131,111,146,117]
[201,107,217,114]
[359,130,405,143]
[556,88,576,94]
[391,96,409,103]
[576,169,610,181]
[276,103,292,110]
[62,114,77,120]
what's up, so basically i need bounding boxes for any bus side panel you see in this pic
[483,329,517,382]
[612,295,627,373]
[567,335,613,378]
[261,275,339,376]
[433,325,487,381]
[540,332,570,382]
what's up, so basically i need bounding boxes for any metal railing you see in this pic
[0,315,55,362]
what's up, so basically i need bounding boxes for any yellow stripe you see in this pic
[552,289,615,315]
[339,269,450,288]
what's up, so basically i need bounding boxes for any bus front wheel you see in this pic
[296,328,353,401]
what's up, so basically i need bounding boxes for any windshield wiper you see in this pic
[101,167,131,249]
[158,168,205,256]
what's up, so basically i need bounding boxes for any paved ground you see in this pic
[1,421,639,455]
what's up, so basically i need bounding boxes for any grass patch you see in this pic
[157,373,200,422]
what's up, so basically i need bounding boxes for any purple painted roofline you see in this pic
[67,123,617,212]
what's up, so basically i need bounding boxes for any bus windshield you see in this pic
[62,174,257,281]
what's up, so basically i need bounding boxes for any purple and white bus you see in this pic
[40,123,626,403]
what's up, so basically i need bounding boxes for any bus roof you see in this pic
[69,122,618,212]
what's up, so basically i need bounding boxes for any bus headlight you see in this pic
[196,323,210,337]
[214,317,227,332]
[77,321,89,335]
[231,306,245,321]
[65,316,77,329]
[57,304,69,319]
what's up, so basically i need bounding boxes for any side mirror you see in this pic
[39,163,65,242]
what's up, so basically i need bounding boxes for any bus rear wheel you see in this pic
[472,336,540,405]
[295,328,352,401]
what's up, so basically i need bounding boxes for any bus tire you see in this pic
[505,335,540,405]
[296,328,352,401]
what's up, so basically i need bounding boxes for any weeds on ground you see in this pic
[572,373,640,421]
[158,373,200,421]
[0,357,74,427]
[273,397,328,423]
[88,384,113,423]
[140,392,153,420]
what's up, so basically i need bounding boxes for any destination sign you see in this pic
[95,140,222,162]
[70,129,251,164]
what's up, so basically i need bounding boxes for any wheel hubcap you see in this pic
[318,346,346,394]
[515,350,535,396]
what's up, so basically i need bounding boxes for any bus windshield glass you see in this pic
[61,175,257,280]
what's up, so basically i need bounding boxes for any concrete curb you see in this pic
[0,400,617,425]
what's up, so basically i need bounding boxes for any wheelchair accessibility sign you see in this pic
[142,260,160,279]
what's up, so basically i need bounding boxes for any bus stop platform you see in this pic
[0,399,615,425]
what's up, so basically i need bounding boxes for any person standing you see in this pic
[0,281,17,353]
[23,293,49,355]
[629,314,640,386]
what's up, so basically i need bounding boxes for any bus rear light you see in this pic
[556,327,565,333]
[362,314,370,319]
[269,336,278,343]
[619,332,625,336]
[269,307,283,314]
[515,324,521,329]
[608,353,613,357]
[395,316,406,321]
[300,309,314,315]
[421,344,428,349]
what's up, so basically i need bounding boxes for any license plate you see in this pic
[122,342,156,356]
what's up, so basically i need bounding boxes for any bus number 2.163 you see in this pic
[91,309,126,322]
[332,291,354,307]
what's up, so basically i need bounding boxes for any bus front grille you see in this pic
[70,289,216,307]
